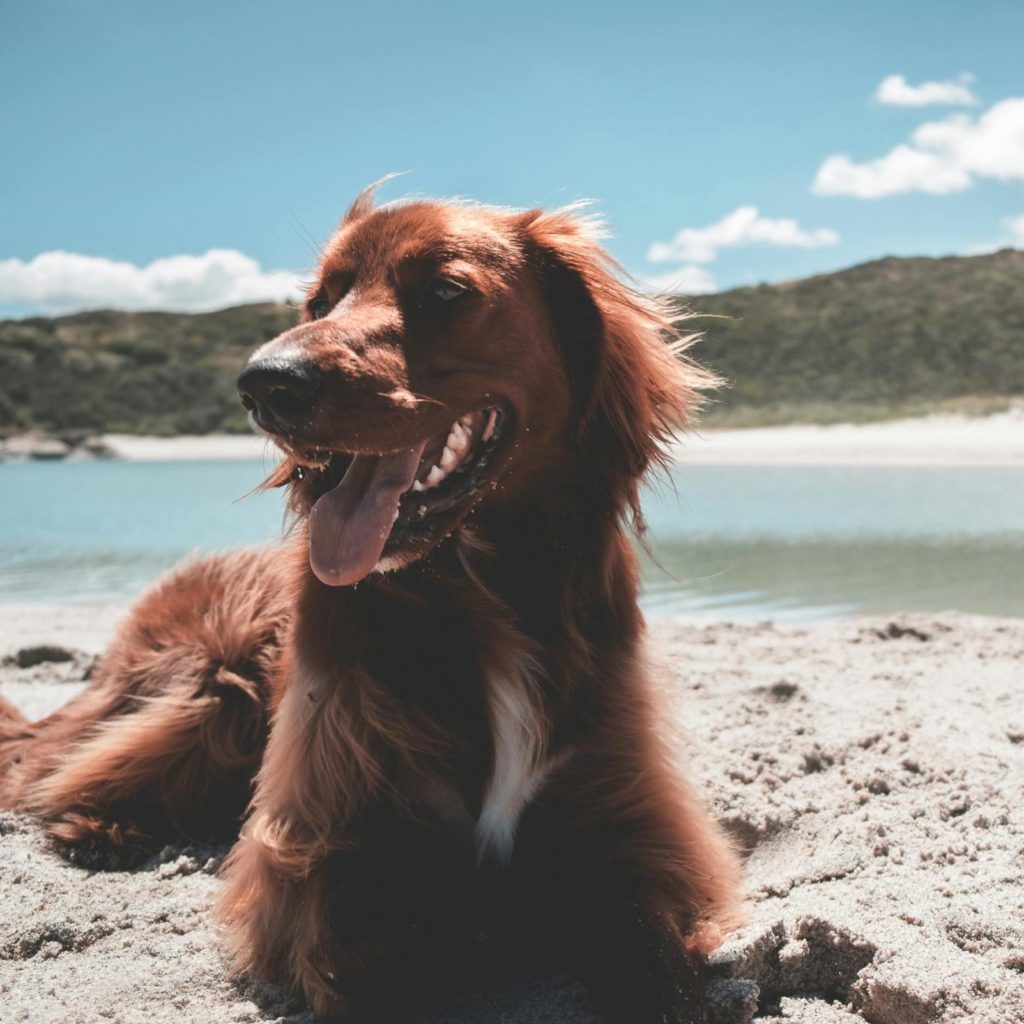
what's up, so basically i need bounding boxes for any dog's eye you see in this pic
[309,297,332,320]
[422,279,468,312]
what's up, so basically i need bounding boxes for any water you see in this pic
[1,460,1022,621]
[640,466,1024,621]
[0,461,287,604]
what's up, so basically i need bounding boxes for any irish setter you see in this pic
[0,189,742,1023]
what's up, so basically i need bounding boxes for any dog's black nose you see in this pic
[237,360,322,428]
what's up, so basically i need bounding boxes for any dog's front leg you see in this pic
[512,754,741,1024]
[218,817,355,1021]
[500,854,713,1023]
[512,851,712,1024]
[222,811,477,1023]
[217,660,452,1022]
[216,659,373,1022]
[572,894,711,1024]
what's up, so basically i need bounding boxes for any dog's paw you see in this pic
[48,812,157,870]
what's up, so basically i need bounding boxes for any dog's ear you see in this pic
[516,207,718,528]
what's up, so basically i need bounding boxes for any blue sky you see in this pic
[1,0,1022,315]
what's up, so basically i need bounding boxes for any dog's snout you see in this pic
[237,360,322,428]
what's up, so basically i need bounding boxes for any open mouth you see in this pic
[300,408,505,586]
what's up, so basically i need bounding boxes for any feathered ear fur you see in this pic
[338,173,407,229]
[516,208,719,530]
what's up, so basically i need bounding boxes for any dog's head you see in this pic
[239,188,714,587]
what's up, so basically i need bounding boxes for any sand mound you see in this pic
[1,610,1021,1023]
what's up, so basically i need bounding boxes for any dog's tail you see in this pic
[0,695,36,806]
[0,693,30,739]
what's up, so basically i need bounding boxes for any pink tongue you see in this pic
[308,441,427,587]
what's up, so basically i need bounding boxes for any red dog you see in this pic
[1,189,741,1022]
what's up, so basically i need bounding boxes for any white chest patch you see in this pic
[476,664,553,865]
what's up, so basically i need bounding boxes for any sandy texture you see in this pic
[1,608,1022,1023]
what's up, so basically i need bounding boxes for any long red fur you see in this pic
[0,192,742,1023]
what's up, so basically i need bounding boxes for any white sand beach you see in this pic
[97,410,1024,467]
[1,606,1022,1023]
[672,408,1024,467]
[102,433,281,462]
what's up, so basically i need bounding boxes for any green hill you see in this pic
[0,304,295,435]
[1,248,1022,435]
[686,247,1024,425]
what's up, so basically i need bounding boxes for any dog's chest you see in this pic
[362,597,556,864]
[407,663,553,866]
[473,664,555,865]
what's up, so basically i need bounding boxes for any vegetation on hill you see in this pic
[686,248,1024,425]
[1,248,1022,435]
[0,304,295,435]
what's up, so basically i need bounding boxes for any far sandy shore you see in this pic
[100,410,1024,467]
[673,408,1024,467]
[103,432,281,462]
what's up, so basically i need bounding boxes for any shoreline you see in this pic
[672,407,1024,467]
[2,410,1023,466]
[112,410,1024,466]
[102,432,279,461]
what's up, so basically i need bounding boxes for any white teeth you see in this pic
[450,422,469,449]
[440,445,458,472]
[407,412,492,497]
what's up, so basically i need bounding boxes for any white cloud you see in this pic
[636,265,717,295]
[1003,213,1024,247]
[915,99,1024,180]
[813,146,972,198]
[647,206,840,264]
[813,97,1024,198]
[0,249,305,315]
[875,73,978,108]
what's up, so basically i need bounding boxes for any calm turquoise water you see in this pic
[1,461,1022,621]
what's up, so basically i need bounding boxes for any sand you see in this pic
[673,407,1024,467]
[1,605,1022,1024]
[97,409,1024,467]
[102,434,279,462]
